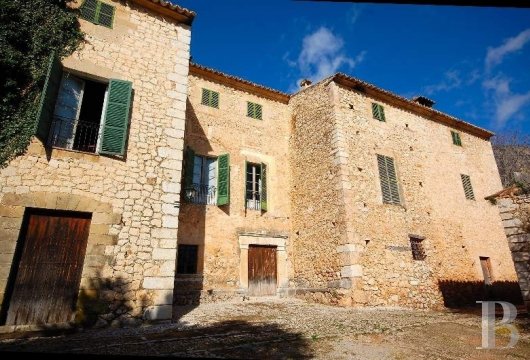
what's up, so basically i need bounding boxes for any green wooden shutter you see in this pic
[372,103,385,122]
[461,174,475,200]
[35,53,62,141]
[378,104,386,121]
[451,131,462,146]
[99,79,132,156]
[201,88,209,106]
[80,0,98,23]
[247,102,254,118]
[377,154,400,204]
[260,163,267,211]
[255,104,262,120]
[97,2,115,28]
[210,91,219,108]
[184,147,195,189]
[217,154,230,206]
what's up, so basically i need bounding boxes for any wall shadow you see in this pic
[172,99,212,318]
[438,280,524,309]
[0,320,314,358]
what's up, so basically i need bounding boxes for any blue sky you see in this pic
[176,1,530,136]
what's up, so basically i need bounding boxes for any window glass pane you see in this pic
[193,155,203,185]
[207,158,217,187]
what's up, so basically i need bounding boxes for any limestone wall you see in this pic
[0,0,191,324]
[288,79,518,309]
[176,74,291,303]
[289,81,348,301]
[497,194,530,310]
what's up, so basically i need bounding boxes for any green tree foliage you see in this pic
[0,0,83,167]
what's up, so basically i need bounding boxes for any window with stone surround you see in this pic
[183,148,230,206]
[376,154,401,205]
[177,245,198,274]
[245,162,267,211]
[36,54,132,157]
[410,236,426,260]
[201,88,219,108]
[79,0,115,29]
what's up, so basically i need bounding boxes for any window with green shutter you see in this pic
[246,162,266,210]
[247,102,263,120]
[201,88,219,108]
[79,0,115,29]
[461,174,475,200]
[377,154,401,205]
[372,102,386,122]
[35,52,63,141]
[260,163,267,211]
[217,154,230,206]
[43,68,132,156]
[451,131,462,146]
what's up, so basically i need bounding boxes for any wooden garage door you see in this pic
[248,245,277,296]
[5,209,91,325]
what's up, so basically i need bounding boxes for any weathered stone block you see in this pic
[341,265,363,278]
[153,248,176,260]
[143,277,175,290]
[143,305,172,320]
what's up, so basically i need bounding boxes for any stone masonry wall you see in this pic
[497,194,530,310]
[335,83,517,309]
[289,81,351,304]
[0,0,191,324]
[176,74,291,304]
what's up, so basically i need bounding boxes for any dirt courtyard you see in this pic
[1,297,529,359]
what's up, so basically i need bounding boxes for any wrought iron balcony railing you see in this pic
[47,116,100,153]
[186,184,217,205]
[246,190,261,211]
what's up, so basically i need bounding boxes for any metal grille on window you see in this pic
[246,163,262,210]
[410,237,426,261]
[461,174,475,200]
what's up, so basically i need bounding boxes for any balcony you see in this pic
[246,190,261,211]
[47,116,100,153]
[186,183,217,205]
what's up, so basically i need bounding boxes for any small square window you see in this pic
[177,245,198,274]
[410,237,426,261]
[80,0,115,29]
[247,102,263,120]
[451,131,462,146]
[201,88,219,108]
[372,102,385,122]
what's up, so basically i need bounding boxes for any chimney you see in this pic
[300,79,312,89]
[412,96,435,108]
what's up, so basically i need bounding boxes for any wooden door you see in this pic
[248,245,277,296]
[5,209,91,325]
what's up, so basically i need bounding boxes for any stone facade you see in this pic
[175,68,291,304]
[0,0,192,324]
[0,0,521,328]
[289,78,518,308]
[497,194,530,310]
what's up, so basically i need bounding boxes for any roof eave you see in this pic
[189,63,290,104]
[332,74,494,140]
[131,0,195,25]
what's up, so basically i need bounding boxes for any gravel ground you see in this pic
[1,297,529,359]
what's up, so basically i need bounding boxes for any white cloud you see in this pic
[485,28,530,70]
[495,92,530,125]
[296,27,365,83]
[424,70,462,95]
[482,75,530,127]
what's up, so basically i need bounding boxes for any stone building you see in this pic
[0,0,520,328]
[0,0,193,326]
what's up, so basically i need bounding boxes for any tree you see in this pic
[491,132,530,192]
[0,0,83,167]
